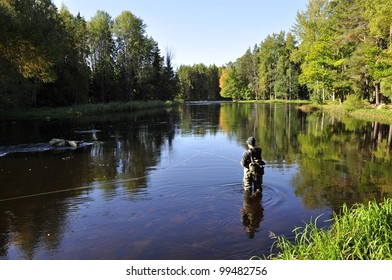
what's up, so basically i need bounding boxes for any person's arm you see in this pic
[241,150,249,168]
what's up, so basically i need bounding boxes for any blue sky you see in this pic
[53,0,309,67]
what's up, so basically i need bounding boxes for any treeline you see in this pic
[220,0,392,105]
[220,35,306,101]
[0,0,178,109]
[2,0,392,109]
[177,64,221,101]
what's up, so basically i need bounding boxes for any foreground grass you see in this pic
[0,100,177,119]
[269,198,392,260]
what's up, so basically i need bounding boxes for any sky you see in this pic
[52,0,309,67]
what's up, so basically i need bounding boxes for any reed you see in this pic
[269,198,392,260]
[1,100,176,119]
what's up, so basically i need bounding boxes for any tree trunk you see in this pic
[388,124,392,151]
[372,122,379,150]
[375,82,380,105]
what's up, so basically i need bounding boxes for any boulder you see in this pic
[49,138,81,148]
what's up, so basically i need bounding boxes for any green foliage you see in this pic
[0,1,182,109]
[177,64,221,101]
[2,0,392,108]
[380,76,392,99]
[0,0,59,108]
[293,0,392,104]
[235,47,259,99]
[221,32,303,101]
[218,66,245,100]
[342,94,368,112]
[1,100,175,119]
[270,199,392,260]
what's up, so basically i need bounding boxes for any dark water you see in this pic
[0,102,391,260]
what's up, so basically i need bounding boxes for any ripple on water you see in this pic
[261,184,285,209]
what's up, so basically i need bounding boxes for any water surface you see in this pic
[1,102,391,259]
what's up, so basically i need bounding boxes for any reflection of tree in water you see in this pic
[0,197,69,259]
[292,113,392,212]
[0,109,179,259]
[87,109,178,194]
[178,103,221,136]
[218,103,392,212]
[1,103,392,258]
[241,190,264,239]
[219,102,306,165]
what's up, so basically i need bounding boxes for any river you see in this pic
[1,102,391,259]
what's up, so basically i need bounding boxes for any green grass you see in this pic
[0,100,177,119]
[238,99,311,104]
[268,198,392,260]
[349,108,392,125]
[299,102,392,125]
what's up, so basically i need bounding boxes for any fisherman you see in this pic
[240,136,264,193]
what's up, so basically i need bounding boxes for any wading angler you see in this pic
[240,136,265,194]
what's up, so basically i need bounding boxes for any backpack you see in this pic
[249,154,265,177]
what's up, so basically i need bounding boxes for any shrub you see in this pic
[342,95,367,112]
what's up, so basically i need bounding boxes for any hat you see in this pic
[246,136,256,145]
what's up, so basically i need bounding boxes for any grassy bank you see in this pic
[243,99,391,124]
[269,198,392,260]
[348,107,392,125]
[238,99,312,104]
[0,100,177,119]
[299,102,392,125]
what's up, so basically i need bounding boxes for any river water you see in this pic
[0,102,391,259]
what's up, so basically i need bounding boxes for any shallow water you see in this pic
[0,102,391,259]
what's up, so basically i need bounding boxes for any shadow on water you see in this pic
[0,103,391,259]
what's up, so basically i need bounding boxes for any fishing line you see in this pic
[0,185,93,203]
[201,151,239,164]
[0,151,202,203]
[0,150,270,203]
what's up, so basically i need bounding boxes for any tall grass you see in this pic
[269,198,392,260]
[1,100,177,119]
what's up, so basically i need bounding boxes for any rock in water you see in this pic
[67,140,77,148]
[49,138,81,148]
[49,138,68,147]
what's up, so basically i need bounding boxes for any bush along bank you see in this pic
[0,100,178,119]
[269,198,392,260]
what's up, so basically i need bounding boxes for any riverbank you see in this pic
[298,102,392,125]
[241,99,392,124]
[268,198,392,260]
[0,100,177,119]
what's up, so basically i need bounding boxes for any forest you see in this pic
[1,0,392,109]
[220,0,392,105]
[0,0,179,109]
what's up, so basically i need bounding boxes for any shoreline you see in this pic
[298,103,392,125]
[0,100,178,120]
[3,100,392,125]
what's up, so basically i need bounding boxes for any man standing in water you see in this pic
[240,136,264,194]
